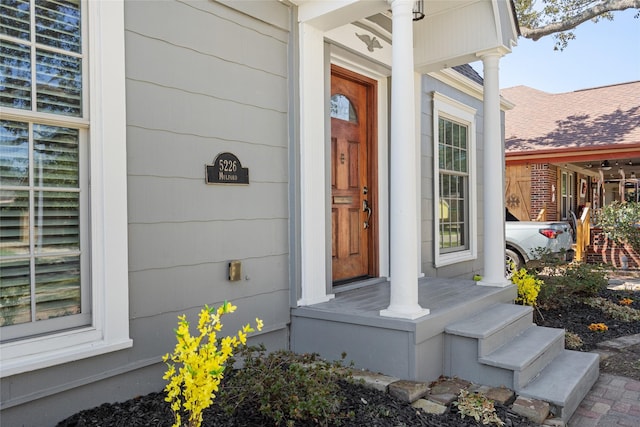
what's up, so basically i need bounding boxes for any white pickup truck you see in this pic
[505,220,574,276]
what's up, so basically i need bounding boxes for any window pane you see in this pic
[35,191,79,253]
[460,149,467,173]
[34,124,79,187]
[35,255,80,321]
[0,258,31,326]
[0,190,30,255]
[0,40,31,110]
[0,120,29,186]
[35,0,81,53]
[0,0,30,40]
[459,126,467,149]
[330,94,357,123]
[452,123,459,147]
[36,49,82,116]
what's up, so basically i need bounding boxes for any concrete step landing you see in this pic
[444,303,599,422]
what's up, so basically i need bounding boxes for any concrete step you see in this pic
[445,303,533,357]
[479,326,565,389]
[519,350,600,421]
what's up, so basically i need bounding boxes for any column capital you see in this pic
[388,0,413,16]
[476,46,510,61]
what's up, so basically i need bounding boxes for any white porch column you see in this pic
[298,22,334,305]
[380,0,429,319]
[478,51,510,287]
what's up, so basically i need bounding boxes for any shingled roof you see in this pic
[501,81,640,154]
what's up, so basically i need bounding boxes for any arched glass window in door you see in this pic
[330,94,357,123]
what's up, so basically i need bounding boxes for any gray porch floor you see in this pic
[291,277,517,381]
[293,276,517,325]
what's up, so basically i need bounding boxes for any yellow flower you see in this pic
[256,318,264,331]
[588,323,608,332]
[163,302,261,427]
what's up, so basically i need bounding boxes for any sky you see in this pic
[472,8,640,94]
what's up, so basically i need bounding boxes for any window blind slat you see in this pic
[0,189,29,247]
[0,41,31,110]
[36,49,81,116]
[0,120,29,186]
[35,255,80,321]
[35,191,79,252]
[0,258,32,326]
[0,0,30,40]
[34,124,79,187]
[35,0,81,53]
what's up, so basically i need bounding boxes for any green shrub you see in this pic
[219,345,351,427]
[597,202,640,254]
[537,263,608,308]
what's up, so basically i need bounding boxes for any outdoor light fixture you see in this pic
[600,160,612,170]
[412,0,425,21]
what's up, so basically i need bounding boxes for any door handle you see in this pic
[363,199,372,229]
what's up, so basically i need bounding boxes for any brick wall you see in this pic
[531,164,558,220]
[587,228,640,269]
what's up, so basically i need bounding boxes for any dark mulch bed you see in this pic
[56,380,538,427]
[57,286,640,427]
[535,288,640,351]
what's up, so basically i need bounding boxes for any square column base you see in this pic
[380,306,430,320]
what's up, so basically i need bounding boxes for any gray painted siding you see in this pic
[0,2,292,426]
[420,75,487,279]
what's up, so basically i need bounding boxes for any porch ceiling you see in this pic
[566,156,640,181]
[507,147,640,180]
[293,0,518,72]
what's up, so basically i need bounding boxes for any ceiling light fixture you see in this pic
[601,160,612,170]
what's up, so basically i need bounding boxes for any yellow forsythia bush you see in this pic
[162,301,263,427]
[511,267,543,307]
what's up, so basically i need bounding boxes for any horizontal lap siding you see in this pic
[126,0,291,353]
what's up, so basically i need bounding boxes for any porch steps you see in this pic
[444,303,599,422]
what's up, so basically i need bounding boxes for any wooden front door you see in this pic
[330,66,377,283]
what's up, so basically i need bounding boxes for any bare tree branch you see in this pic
[519,0,640,41]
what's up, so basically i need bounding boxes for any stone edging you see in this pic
[350,371,563,426]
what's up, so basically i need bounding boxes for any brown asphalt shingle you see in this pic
[501,81,640,153]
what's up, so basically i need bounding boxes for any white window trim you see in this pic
[432,92,477,268]
[1,0,131,378]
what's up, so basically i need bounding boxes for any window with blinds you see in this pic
[0,0,89,341]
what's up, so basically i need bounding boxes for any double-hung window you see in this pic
[1,0,88,340]
[1,0,130,377]
[433,92,477,266]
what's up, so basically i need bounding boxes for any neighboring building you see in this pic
[1,1,596,426]
[502,82,640,222]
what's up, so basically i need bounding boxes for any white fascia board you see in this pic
[296,0,387,31]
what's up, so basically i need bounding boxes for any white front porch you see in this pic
[291,278,517,381]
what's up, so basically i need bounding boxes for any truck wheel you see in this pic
[505,248,523,278]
